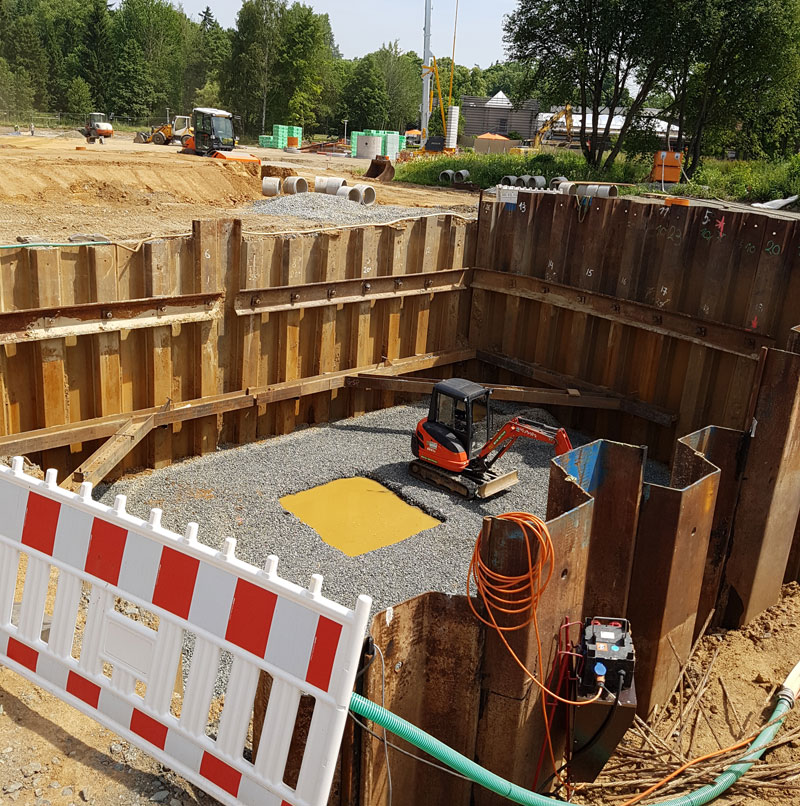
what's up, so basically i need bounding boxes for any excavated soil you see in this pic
[0,131,478,242]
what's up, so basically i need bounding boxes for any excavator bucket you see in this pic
[475,469,519,499]
[364,155,395,182]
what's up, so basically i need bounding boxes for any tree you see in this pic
[194,78,222,108]
[505,0,676,170]
[338,55,389,132]
[223,0,285,133]
[372,41,419,130]
[66,75,92,115]
[6,15,50,108]
[109,38,153,116]
[83,0,112,110]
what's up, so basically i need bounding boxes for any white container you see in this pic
[314,176,328,193]
[283,176,308,194]
[354,184,376,206]
[325,177,347,195]
[445,106,459,150]
[336,185,362,202]
[385,132,400,160]
[261,177,282,196]
[356,135,383,160]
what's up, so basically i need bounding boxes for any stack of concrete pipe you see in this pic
[334,183,377,206]
[556,182,618,198]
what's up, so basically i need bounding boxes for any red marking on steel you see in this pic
[20,492,61,555]
[152,547,199,618]
[130,708,168,750]
[7,637,38,672]
[84,519,128,585]
[199,751,242,796]
[751,315,759,330]
[225,580,277,657]
[66,671,101,708]
[305,616,343,691]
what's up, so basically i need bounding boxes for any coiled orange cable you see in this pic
[467,512,603,783]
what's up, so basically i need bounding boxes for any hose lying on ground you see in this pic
[350,659,800,806]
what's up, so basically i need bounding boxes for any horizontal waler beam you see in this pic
[0,349,476,457]
[346,374,622,410]
[471,268,772,359]
[0,292,222,343]
[478,350,676,427]
[235,268,471,315]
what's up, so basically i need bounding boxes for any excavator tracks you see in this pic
[408,460,519,500]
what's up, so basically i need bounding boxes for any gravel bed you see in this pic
[247,191,475,225]
[94,401,667,696]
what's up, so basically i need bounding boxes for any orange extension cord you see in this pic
[467,512,603,785]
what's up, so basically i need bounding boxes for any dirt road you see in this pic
[0,131,478,242]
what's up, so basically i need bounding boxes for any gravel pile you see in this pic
[248,191,475,225]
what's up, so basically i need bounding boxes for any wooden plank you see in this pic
[478,350,674,426]
[236,239,263,444]
[30,248,71,468]
[145,240,174,469]
[350,228,378,417]
[471,268,770,359]
[192,220,221,454]
[90,244,122,420]
[277,237,303,433]
[62,415,155,491]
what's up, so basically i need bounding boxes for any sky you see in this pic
[179,0,518,68]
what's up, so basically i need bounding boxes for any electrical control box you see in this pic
[577,616,635,696]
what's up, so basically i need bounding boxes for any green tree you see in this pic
[66,75,92,115]
[223,0,285,133]
[83,0,112,110]
[338,55,389,132]
[194,78,222,108]
[109,38,153,116]
[6,15,49,108]
[505,0,676,169]
[372,41,419,130]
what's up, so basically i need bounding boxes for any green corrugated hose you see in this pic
[349,659,800,806]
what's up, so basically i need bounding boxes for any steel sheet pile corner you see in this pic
[0,458,371,806]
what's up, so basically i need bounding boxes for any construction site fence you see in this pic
[0,110,173,130]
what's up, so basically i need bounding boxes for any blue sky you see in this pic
[179,0,518,68]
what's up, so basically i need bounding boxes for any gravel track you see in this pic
[248,192,476,225]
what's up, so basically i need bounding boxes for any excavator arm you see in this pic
[478,417,572,469]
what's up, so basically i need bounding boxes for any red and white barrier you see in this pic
[0,458,371,806]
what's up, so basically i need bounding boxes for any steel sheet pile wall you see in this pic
[0,216,476,483]
[471,194,800,458]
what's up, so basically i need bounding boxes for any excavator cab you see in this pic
[424,379,492,464]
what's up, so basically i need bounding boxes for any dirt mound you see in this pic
[0,150,261,208]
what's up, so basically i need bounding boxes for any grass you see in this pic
[395,150,800,204]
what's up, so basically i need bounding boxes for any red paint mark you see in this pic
[225,580,277,657]
[305,616,343,692]
[152,547,199,618]
[66,671,101,708]
[751,315,759,330]
[6,637,38,672]
[130,708,168,750]
[715,216,725,236]
[199,752,241,796]
[84,519,128,585]
[21,493,61,555]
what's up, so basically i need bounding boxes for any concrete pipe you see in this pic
[576,183,600,197]
[336,185,363,203]
[314,176,328,193]
[283,176,308,194]
[516,175,532,187]
[558,182,577,195]
[354,184,376,206]
[454,169,470,183]
[325,177,347,195]
[595,185,619,198]
[550,175,568,189]
[261,177,282,197]
[500,175,517,186]
[439,169,455,184]
[531,175,547,189]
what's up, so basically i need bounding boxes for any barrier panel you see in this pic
[0,458,371,806]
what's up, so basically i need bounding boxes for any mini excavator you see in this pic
[410,379,572,499]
